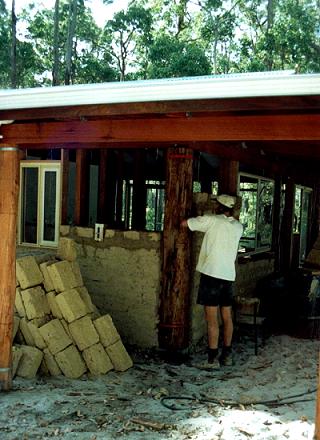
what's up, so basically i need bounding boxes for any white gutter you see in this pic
[0,71,320,111]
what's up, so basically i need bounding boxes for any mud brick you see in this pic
[77,286,95,314]
[21,286,50,320]
[57,237,78,261]
[71,261,83,287]
[16,345,43,378]
[47,260,82,293]
[60,319,73,340]
[12,346,23,378]
[19,318,35,346]
[27,321,47,350]
[15,288,26,317]
[43,348,62,376]
[55,289,88,323]
[39,261,56,292]
[55,345,87,379]
[105,340,133,372]
[68,315,99,351]
[94,314,120,348]
[16,256,43,290]
[47,291,63,319]
[13,315,20,341]
[39,319,72,355]
[82,343,113,376]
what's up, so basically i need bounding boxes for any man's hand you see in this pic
[180,219,188,228]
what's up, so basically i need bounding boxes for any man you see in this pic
[181,194,243,369]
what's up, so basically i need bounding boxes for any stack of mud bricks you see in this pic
[13,255,133,380]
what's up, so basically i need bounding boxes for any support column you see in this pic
[218,158,239,195]
[158,146,193,351]
[98,149,108,223]
[61,149,69,225]
[74,149,89,226]
[0,145,20,391]
[132,149,146,230]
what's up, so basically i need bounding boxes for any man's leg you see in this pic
[220,306,234,365]
[220,306,233,347]
[204,305,220,366]
[205,305,220,349]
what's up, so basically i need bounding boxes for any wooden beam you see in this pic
[98,149,108,223]
[131,150,146,230]
[1,95,319,121]
[61,149,69,225]
[159,147,193,350]
[74,149,89,226]
[2,113,320,145]
[115,151,124,228]
[218,158,239,195]
[0,145,20,391]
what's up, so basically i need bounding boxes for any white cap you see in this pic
[216,194,236,208]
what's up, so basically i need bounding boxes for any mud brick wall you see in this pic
[58,227,161,348]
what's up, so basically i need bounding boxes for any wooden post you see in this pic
[158,146,193,351]
[61,148,69,225]
[315,351,320,439]
[0,146,20,391]
[132,149,146,230]
[98,149,108,223]
[218,158,239,195]
[74,149,89,226]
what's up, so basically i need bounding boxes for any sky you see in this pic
[5,0,129,27]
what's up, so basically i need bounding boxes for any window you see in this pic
[239,173,274,253]
[19,162,61,247]
[146,180,165,231]
[122,179,165,231]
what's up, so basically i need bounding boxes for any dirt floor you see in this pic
[0,334,319,440]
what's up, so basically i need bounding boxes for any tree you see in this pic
[52,0,60,85]
[147,34,211,78]
[103,3,153,80]
[10,0,17,88]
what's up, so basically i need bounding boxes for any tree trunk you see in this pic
[52,0,60,86]
[10,0,17,88]
[65,0,77,85]
[158,147,193,351]
[0,146,20,391]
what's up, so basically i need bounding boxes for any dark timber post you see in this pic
[0,145,20,391]
[158,146,193,351]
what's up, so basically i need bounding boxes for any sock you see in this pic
[222,345,232,355]
[208,348,219,363]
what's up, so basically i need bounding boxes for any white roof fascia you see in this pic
[0,71,320,111]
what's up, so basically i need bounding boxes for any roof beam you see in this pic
[2,113,320,146]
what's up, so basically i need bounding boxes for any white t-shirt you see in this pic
[187,214,243,281]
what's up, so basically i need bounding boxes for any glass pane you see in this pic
[239,180,258,251]
[257,179,274,248]
[21,168,38,244]
[43,171,57,241]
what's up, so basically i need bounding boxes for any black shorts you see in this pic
[197,273,234,307]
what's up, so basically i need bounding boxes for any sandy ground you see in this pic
[0,334,319,440]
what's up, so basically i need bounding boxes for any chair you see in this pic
[233,296,266,355]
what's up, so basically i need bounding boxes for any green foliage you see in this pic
[147,34,211,78]
[0,0,319,88]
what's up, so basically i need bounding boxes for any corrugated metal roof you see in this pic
[1,70,320,111]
